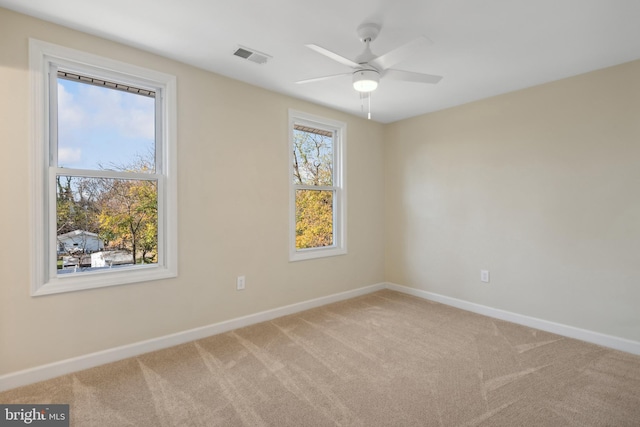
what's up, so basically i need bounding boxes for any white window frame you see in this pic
[289,110,346,261]
[29,39,178,296]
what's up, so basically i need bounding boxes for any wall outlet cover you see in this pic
[481,270,490,283]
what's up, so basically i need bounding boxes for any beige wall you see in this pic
[0,9,385,375]
[385,59,640,342]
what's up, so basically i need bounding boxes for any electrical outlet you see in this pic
[236,275,245,290]
[480,270,490,283]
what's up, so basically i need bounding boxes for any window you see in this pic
[289,110,346,261]
[30,39,177,295]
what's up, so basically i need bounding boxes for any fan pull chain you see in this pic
[359,92,372,120]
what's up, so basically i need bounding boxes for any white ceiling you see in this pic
[2,0,640,123]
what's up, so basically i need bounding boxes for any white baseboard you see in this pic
[0,283,385,393]
[385,282,640,356]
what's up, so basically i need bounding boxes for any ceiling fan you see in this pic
[297,23,443,95]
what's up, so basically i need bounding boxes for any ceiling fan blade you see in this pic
[384,69,443,84]
[305,44,361,69]
[296,72,352,84]
[370,36,432,70]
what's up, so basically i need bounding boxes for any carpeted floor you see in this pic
[1,290,639,426]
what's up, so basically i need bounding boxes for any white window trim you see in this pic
[288,109,347,261]
[29,39,178,296]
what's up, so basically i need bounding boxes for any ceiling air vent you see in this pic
[233,45,271,65]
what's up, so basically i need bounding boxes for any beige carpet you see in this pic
[2,290,639,426]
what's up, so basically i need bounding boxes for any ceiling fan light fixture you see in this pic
[353,69,379,92]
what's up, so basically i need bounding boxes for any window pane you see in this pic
[56,175,158,274]
[292,126,333,186]
[295,189,334,249]
[57,77,156,171]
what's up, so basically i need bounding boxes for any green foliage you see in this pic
[295,190,333,249]
[56,176,100,235]
[97,178,157,265]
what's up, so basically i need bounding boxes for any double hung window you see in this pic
[30,39,177,295]
[289,110,346,261]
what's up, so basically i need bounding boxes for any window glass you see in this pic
[57,77,156,171]
[54,73,159,277]
[295,189,334,249]
[56,175,158,272]
[292,126,333,186]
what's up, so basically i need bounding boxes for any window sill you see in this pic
[31,265,177,296]
[289,246,347,262]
